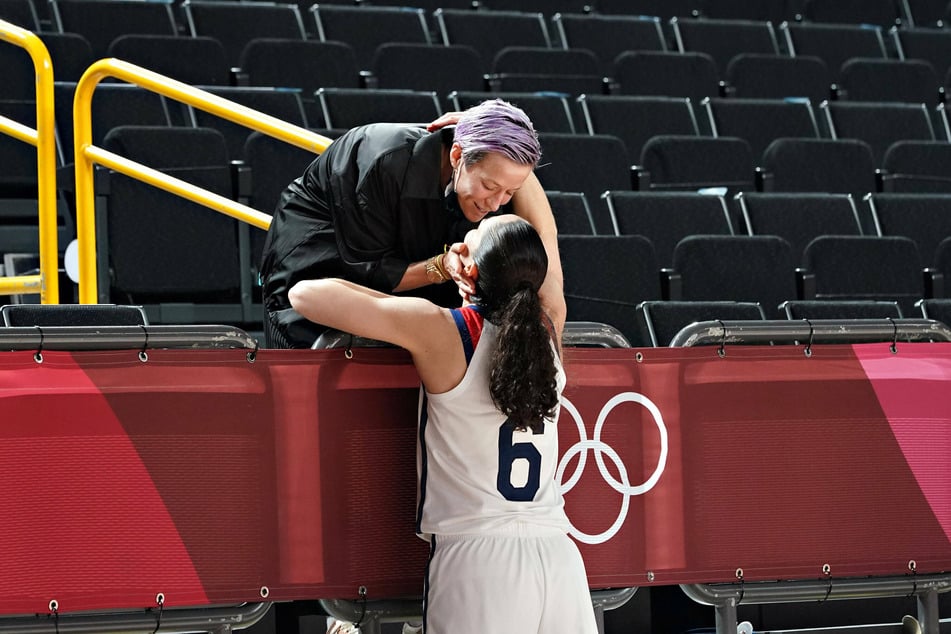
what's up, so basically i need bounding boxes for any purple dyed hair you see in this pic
[454,99,541,168]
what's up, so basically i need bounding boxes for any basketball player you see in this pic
[289,215,597,633]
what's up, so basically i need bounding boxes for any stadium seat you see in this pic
[0,303,147,326]
[670,234,798,318]
[917,297,951,328]
[736,192,863,262]
[637,135,756,196]
[108,35,231,87]
[489,46,603,95]
[595,0,701,20]
[725,53,832,102]
[635,300,767,347]
[310,4,432,71]
[700,97,820,161]
[703,0,791,21]
[434,8,551,67]
[480,0,589,14]
[604,191,735,267]
[865,193,951,269]
[545,191,597,236]
[802,235,927,316]
[49,0,178,58]
[903,0,948,27]
[670,17,781,76]
[779,22,888,82]
[760,137,878,199]
[315,87,441,130]
[188,86,310,162]
[372,43,486,96]
[0,0,39,30]
[448,91,577,134]
[558,234,662,347]
[97,125,248,324]
[578,95,701,166]
[819,100,940,166]
[880,140,951,193]
[534,132,633,235]
[838,58,940,104]
[891,27,951,80]
[802,0,904,27]
[182,0,307,67]
[551,13,667,77]
[613,51,721,101]
[780,299,903,319]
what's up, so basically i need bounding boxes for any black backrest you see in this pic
[449,91,577,134]
[761,137,877,198]
[240,38,362,94]
[613,51,721,101]
[838,58,940,104]
[881,140,951,193]
[918,297,951,327]
[635,300,766,347]
[866,193,951,264]
[595,0,702,20]
[726,53,832,103]
[736,192,863,261]
[310,4,431,71]
[545,191,597,236]
[781,299,903,319]
[558,234,662,346]
[672,234,797,318]
[1,303,147,326]
[671,17,780,75]
[605,191,735,267]
[701,97,820,161]
[579,95,701,164]
[109,35,231,87]
[315,87,441,129]
[0,0,39,30]
[183,0,307,67]
[640,135,756,194]
[703,0,791,21]
[50,0,178,58]
[803,0,904,27]
[373,43,485,96]
[893,27,951,80]
[780,22,888,81]
[820,100,937,165]
[434,8,551,65]
[552,13,667,77]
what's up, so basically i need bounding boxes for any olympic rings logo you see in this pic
[556,392,669,545]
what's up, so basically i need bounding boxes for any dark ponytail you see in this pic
[472,219,558,433]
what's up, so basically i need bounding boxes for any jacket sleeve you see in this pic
[325,146,411,292]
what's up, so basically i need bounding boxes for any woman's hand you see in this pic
[443,242,476,301]
[427,112,462,132]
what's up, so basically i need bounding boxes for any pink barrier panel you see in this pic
[0,343,948,615]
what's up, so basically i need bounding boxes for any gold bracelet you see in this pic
[434,252,450,281]
[425,256,448,284]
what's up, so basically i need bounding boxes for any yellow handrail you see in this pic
[73,58,332,304]
[0,19,59,303]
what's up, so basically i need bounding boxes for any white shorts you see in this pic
[422,524,598,634]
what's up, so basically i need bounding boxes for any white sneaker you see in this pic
[326,618,361,634]
[402,622,423,634]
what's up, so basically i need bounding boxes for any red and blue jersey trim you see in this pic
[450,305,484,366]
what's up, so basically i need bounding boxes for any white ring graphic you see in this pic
[557,392,669,544]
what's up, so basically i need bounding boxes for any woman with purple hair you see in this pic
[260,99,565,349]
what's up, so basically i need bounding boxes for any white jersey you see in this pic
[415,306,569,538]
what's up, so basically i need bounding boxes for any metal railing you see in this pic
[0,19,59,303]
[71,58,333,304]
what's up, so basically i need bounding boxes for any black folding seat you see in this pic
[534,133,633,235]
[594,0,702,20]
[448,91,577,134]
[736,192,863,262]
[558,234,662,347]
[578,95,701,164]
[780,299,903,319]
[802,0,904,27]
[726,54,832,103]
[613,51,721,101]
[182,0,307,67]
[108,35,231,87]
[310,5,431,71]
[489,46,603,95]
[0,0,39,30]
[315,87,441,129]
[760,138,877,198]
[880,140,951,193]
[1,303,148,326]
[604,191,734,267]
[903,0,948,27]
[917,297,951,327]
[41,32,93,83]
[866,193,951,267]
[891,27,951,83]
[819,100,939,166]
[188,86,309,161]
[50,0,178,58]
[635,300,767,347]
[703,0,791,22]
[670,234,798,318]
[838,58,940,104]
[97,126,247,325]
[701,97,820,161]
[802,235,927,316]
[481,0,589,13]
[373,43,485,96]
[545,191,597,236]
[638,135,756,196]
[671,17,781,76]
[355,0,471,9]
[551,13,667,77]
[779,22,888,82]
[240,39,362,124]
[434,9,551,67]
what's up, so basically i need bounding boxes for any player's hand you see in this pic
[444,242,476,300]
[427,112,462,132]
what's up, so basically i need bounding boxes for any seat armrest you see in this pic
[924,268,944,299]
[631,165,650,191]
[796,268,816,300]
[660,268,681,300]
